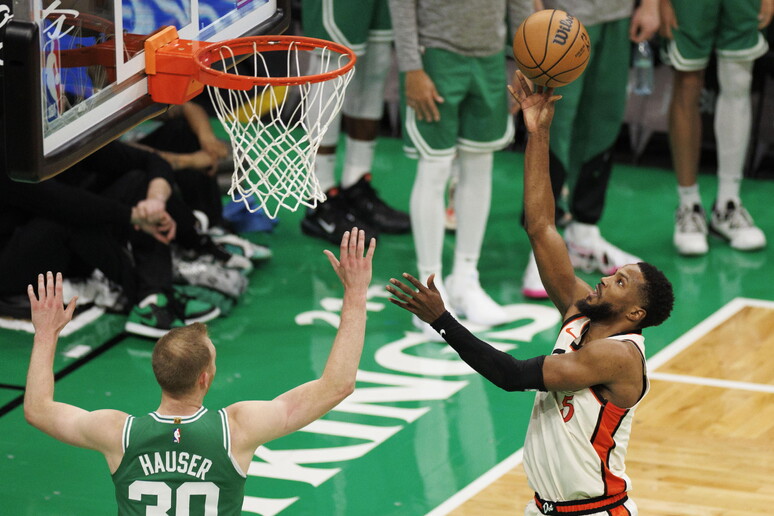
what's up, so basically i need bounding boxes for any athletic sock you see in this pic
[314,153,337,193]
[411,156,454,278]
[677,184,702,208]
[452,150,492,276]
[715,58,752,206]
[341,137,376,188]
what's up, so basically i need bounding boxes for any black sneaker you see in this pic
[125,292,220,338]
[181,236,253,273]
[341,174,411,234]
[170,291,222,323]
[125,293,187,338]
[300,189,380,244]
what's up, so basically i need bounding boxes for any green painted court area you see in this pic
[1,135,773,515]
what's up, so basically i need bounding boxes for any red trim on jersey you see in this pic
[609,501,633,515]
[590,403,629,495]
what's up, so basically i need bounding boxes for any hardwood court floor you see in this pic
[1,135,773,515]
[445,302,774,516]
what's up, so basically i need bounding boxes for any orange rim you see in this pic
[193,35,356,89]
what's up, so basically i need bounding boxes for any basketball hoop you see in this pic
[145,29,356,218]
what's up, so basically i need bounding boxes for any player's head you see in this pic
[634,262,674,328]
[152,322,216,398]
[575,262,673,329]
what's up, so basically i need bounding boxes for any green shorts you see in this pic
[665,0,768,70]
[301,0,392,56]
[400,48,514,160]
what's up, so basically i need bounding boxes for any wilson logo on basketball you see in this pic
[551,15,574,45]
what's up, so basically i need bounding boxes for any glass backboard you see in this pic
[0,0,290,181]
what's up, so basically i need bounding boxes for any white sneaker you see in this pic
[522,251,548,299]
[173,255,249,299]
[674,203,709,256]
[564,222,642,275]
[710,200,766,251]
[446,271,510,326]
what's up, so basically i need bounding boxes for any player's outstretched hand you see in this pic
[28,271,77,338]
[508,70,562,134]
[386,273,447,324]
[324,227,376,292]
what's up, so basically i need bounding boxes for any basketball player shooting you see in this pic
[23,228,375,514]
[387,72,675,515]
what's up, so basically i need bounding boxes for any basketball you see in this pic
[513,9,591,88]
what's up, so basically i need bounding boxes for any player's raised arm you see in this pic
[226,229,375,467]
[24,272,127,471]
[510,71,591,316]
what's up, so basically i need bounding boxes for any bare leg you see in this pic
[342,115,380,141]
[669,69,705,188]
[670,69,709,256]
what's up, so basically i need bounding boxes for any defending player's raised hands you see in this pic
[508,70,562,134]
[27,271,77,338]
[386,273,447,324]
[324,227,376,292]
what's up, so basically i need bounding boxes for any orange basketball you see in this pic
[513,9,591,88]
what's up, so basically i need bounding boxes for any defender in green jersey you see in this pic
[24,228,375,514]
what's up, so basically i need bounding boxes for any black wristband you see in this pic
[430,311,546,392]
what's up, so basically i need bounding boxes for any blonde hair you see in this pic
[152,322,212,396]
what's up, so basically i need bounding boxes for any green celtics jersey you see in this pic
[112,407,246,515]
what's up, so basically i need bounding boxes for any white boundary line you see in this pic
[649,372,774,394]
[426,449,523,516]
[425,297,774,516]
[646,297,774,370]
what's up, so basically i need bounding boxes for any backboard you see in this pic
[0,0,290,182]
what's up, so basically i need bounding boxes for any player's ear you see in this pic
[198,369,210,389]
[626,305,646,325]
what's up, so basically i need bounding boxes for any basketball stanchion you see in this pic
[144,27,357,218]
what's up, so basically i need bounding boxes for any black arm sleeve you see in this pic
[430,311,546,392]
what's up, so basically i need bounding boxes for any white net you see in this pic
[206,41,355,219]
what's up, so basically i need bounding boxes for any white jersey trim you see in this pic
[219,408,247,479]
[150,407,208,424]
[122,416,134,453]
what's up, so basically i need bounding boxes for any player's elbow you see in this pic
[334,379,356,400]
[326,377,356,404]
[23,402,44,429]
[524,219,555,242]
[317,371,357,408]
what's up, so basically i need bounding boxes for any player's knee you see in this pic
[717,59,753,96]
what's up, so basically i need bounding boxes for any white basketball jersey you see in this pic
[523,314,648,502]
